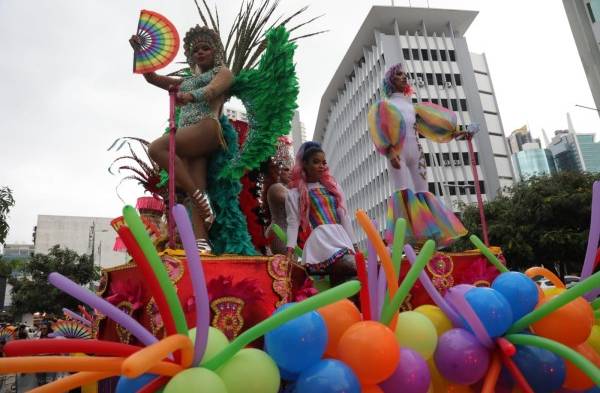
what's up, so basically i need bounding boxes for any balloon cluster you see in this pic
[0,204,361,393]
[1,181,600,393]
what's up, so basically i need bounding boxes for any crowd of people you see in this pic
[0,321,60,392]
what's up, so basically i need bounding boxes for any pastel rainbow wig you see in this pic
[289,141,346,231]
[383,63,413,97]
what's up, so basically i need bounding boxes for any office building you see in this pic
[512,142,557,181]
[313,6,515,241]
[33,215,125,269]
[291,111,307,155]
[507,125,540,155]
[563,0,600,120]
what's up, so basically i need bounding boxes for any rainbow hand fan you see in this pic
[133,10,180,74]
[51,320,93,339]
[0,327,15,342]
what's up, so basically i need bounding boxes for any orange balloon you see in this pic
[530,295,594,347]
[337,321,400,385]
[362,385,384,393]
[122,334,193,378]
[525,267,565,289]
[563,342,600,390]
[318,299,362,357]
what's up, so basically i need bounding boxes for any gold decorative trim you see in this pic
[211,296,245,341]
[96,271,109,296]
[146,298,164,338]
[115,301,134,344]
[267,255,292,307]
[104,253,283,273]
[161,254,185,284]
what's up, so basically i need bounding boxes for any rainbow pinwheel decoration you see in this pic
[52,320,93,340]
[133,10,179,74]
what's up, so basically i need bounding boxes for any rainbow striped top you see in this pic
[308,188,341,228]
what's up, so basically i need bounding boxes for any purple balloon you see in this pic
[367,233,378,320]
[49,272,157,346]
[433,328,490,385]
[375,266,387,321]
[582,181,600,300]
[173,204,210,366]
[379,348,430,393]
[62,308,91,326]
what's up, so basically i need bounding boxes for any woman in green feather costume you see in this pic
[154,26,299,255]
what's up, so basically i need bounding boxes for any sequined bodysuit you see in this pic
[178,67,221,128]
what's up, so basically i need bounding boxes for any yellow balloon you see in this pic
[427,359,448,393]
[587,325,600,354]
[543,287,565,298]
[395,311,438,360]
[415,305,453,336]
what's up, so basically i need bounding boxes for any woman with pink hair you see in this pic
[285,142,358,286]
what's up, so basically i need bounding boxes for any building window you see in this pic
[424,152,479,166]
[588,0,598,23]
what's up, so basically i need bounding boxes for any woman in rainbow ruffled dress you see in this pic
[369,63,468,248]
[285,142,358,287]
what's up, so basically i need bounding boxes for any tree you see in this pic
[454,172,600,276]
[0,186,15,245]
[9,246,100,317]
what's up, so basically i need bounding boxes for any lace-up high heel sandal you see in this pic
[196,238,213,255]
[191,189,216,228]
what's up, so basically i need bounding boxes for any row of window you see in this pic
[424,152,480,167]
[402,48,457,62]
[411,98,468,112]
[428,180,486,196]
[407,72,462,86]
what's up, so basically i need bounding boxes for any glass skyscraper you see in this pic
[512,148,557,181]
[577,134,600,172]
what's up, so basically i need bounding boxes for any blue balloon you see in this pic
[464,287,513,338]
[265,303,327,373]
[116,373,157,393]
[296,359,360,393]
[492,272,538,322]
[279,366,300,381]
[585,387,600,393]
[511,345,565,393]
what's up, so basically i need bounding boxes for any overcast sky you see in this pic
[1,0,599,245]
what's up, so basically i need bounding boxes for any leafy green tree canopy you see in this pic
[9,246,100,316]
[0,186,15,245]
[455,171,600,275]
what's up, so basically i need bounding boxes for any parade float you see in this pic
[2,3,600,393]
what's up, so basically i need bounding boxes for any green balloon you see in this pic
[188,326,230,366]
[163,368,228,393]
[217,348,280,393]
